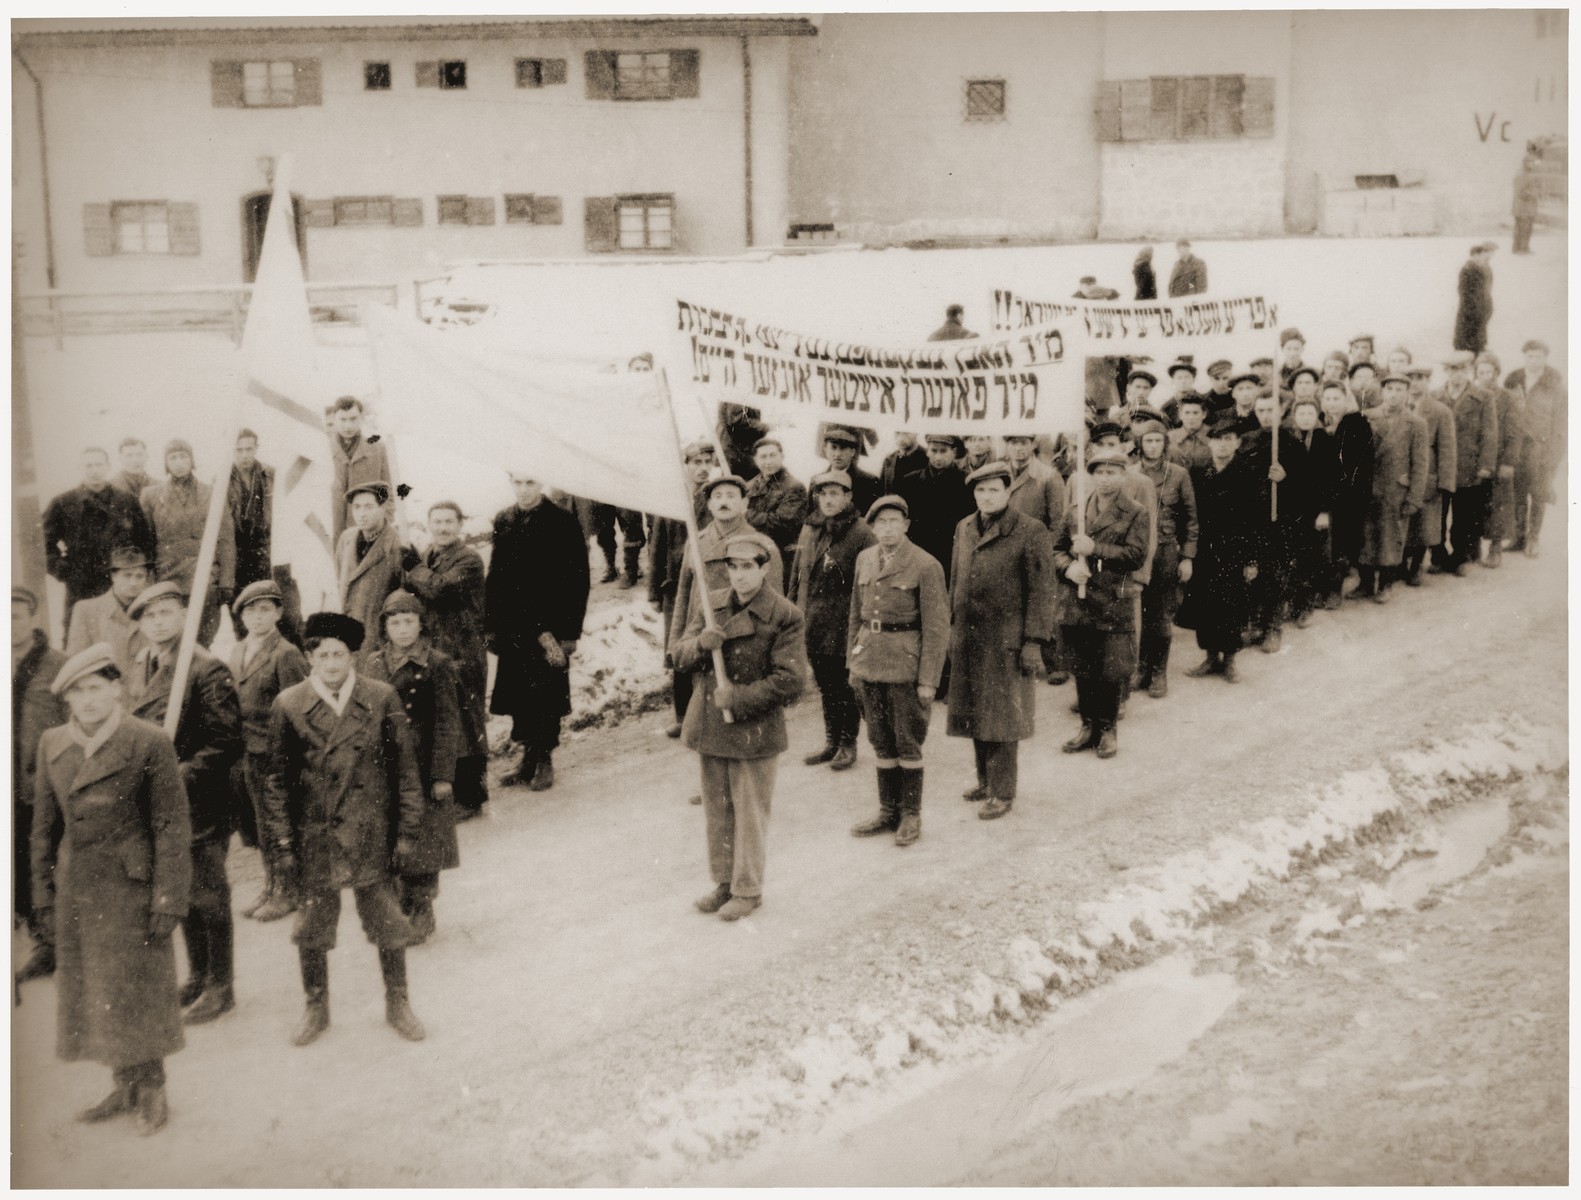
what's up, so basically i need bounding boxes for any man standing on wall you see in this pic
[1453,243,1495,354]
[1168,239,1208,297]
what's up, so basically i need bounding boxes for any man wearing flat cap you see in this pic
[791,471,875,772]
[65,544,152,675]
[262,611,428,1044]
[228,580,308,921]
[336,480,404,654]
[12,586,67,985]
[1502,339,1566,557]
[44,446,155,643]
[1003,431,1068,680]
[125,582,243,1027]
[813,426,882,519]
[1202,359,1235,418]
[1435,350,1497,573]
[32,642,192,1135]
[672,474,785,660]
[1348,334,1376,369]
[898,435,975,585]
[746,436,809,590]
[672,530,807,921]
[1358,375,1430,602]
[140,439,236,648]
[947,460,1054,820]
[1454,243,1495,354]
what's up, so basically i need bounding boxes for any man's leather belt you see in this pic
[867,618,920,632]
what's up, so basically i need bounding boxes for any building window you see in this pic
[365,62,392,90]
[1098,75,1273,143]
[243,60,297,107]
[441,60,467,89]
[437,195,468,225]
[618,194,674,250]
[965,79,1006,121]
[112,202,170,253]
[585,49,699,100]
[505,194,564,224]
[515,58,567,88]
[616,52,673,100]
[334,196,396,226]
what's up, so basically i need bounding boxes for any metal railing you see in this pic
[18,281,400,347]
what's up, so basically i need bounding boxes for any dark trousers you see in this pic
[1446,481,1491,566]
[856,679,929,763]
[1514,215,1534,252]
[510,707,563,762]
[292,879,415,951]
[810,653,861,748]
[1513,446,1549,542]
[590,504,645,569]
[112,1059,166,1089]
[400,872,440,905]
[672,667,694,724]
[1063,624,1132,731]
[452,755,489,814]
[971,739,1018,800]
[1289,523,1330,616]
[181,835,234,991]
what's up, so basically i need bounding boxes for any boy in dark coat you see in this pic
[485,474,591,792]
[1286,396,1341,626]
[362,591,461,943]
[790,471,876,771]
[13,587,67,984]
[673,531,807,922]
[1179,417,1261,681]
[33,644,191,1135]
[898,435,974,582]
[262,611,427,1045]
[1319,381,1375,606]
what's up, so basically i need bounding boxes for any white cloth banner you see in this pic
[366,306,693,521]
[674,298,1087,438]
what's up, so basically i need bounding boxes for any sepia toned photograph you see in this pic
[9,5,1568,1187]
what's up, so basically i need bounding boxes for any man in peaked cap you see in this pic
[672,529,807,922]
[124,582,242,1027]
[139,440,236,648]
[847,494,949,845]
[13,586,67,985]
[1202,359,1235,417]
[1433,348,1495,573]
[814,426,882,519]
[1347,334,1376,368]
[790,470,875,772]
[65,544,153,674]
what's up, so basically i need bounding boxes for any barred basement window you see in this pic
[365,62,392,90]
[334,196,395,226]
[113,202,171,253]
[965,79,1006,121]
[243,60,297,107]
[437,195,468,225]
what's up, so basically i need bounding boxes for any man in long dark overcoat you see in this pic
[32,644,192,1135]
[486,473,590,792]
[44,447,155,641]
[13,587,67,984]
[1437,350,1498,572]
[946,461,1053,820]
[1453,243,1495,353]
[1502,339,1567,556]
[1359,376,1431,601]
[403,500,490,818]
[1177,416,1261,681]
[898,435,975,582]
[1319,381,1375,605]
[262,611,428,1046]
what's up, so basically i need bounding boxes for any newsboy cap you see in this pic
[723,531,776,564]
[11,586,38,613]
[1127,405,1169,425]
[1207,414,1250,438]
[1126,369,1158,388]
[821,426,862,449]
[1168,359,1197,378]
[865,494,910,522]
[1086,445,1132,472]
[1346,361,1377,378]
[1087,420,1127,442]
[701,473,750,500]
[1279,327,1305,347]
[809,470,852,494]
[1230,372,1263,389]
[128,581,187,621]
[380,589,424,618]
[1379,373,1412,388]
[50,643,122,696]
[681,439,717,461]
[232,579,284,616]
[1521,339,1550,354]
[109,545,153,571]
[924,433,965,453]
[164,438,194,460]
[1288,366,1319,384]
[303,611,366,651]
[345,480,391,505]
[1205,359,1233,376]
[965,461,1013,488]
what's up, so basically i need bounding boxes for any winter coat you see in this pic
[1503,365,1567,478]
[1168,426,1214,485]
[945,507,1054,743]
[1133,254,1157,301]
[648,489,711,650]
[262,674,424,890]
[789,505,876,660]
[1006,458,1068,542]
[336,523,404,654]
[485,500,590,721]
[1324,411,1375,564]
[331,434,392,544]
[228,629,308,756]
[1454,260,1492,352]
[32,713,191,1068]
[13,630,67,811]
[1441,384,1499,490]
[1411,395,1458,545]
[1486,383,1525,470]
[747,469,810,562]
[1288,428,1341,521]
[1361,406,1430,567]
[846,537,950,688]
[1513,166,1542,219]
[673,586,807,760]
[716,405,768,482]
[670,519,783,659]
[898,464,975,584]
[140,476,236,596]
[1176,456,1261,644]
[1168,253,1208,298]
[403,540,489,756]
[807,465,883,523]
[113,470,154,500]
[228,463,274,590]
[880,446,929,495]
[127,644,243,841]
[43,485,154,607]
[1052,490,1150,631]
[362,641,461,874]
[64,590,145,677]
[1137,458,1199,559]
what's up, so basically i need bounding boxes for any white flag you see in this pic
[239,154,340,614]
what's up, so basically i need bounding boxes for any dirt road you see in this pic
[11,516,1566,1187]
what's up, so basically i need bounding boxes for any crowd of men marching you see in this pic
[13,280,1566,1132]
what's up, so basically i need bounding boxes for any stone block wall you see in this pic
[1098,138,1286,240]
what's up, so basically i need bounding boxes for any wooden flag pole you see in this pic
[1075,410,1089,600]
[658,368,734,724]
[164,430,239,739]
[1270,357,1280,524]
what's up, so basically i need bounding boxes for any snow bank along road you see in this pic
[12,524,1567,1187]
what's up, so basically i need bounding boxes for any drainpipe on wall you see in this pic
[13,48,58,290]
[742,35,754,248]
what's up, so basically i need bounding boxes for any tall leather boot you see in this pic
[804,697,839,765]
[380,949,427,1042]
[1148,637,1171,698]
[894,769,922,847]
[253,857,298,923]
[178,912,208,1009]
[133,1060,169,1137]
[15,915,55,985]
[183,909,235,1024]
[620,542,642,589]
[852,767,901,836]
[291,948,330,1046]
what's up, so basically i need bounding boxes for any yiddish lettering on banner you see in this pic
[991,289,1280,361]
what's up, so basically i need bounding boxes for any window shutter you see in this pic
[211,60,245,107]
[393,198,425,227]
[1242,76,1275,138]
[294,58,322,106]
[168,203,202,255]
[585,50,616,98]
[532,195,563,225]
[669,49,700,98]
[1094,82,1122,143]
[1180,75,1211,139]
[416,61,441,88]
[84,203,114,256]
[1118,79,1151,142]
[302,199,336,228]
[465,196,495,226]
[1148,76,1179,140]
[584,196,618,251]
[1209,74,1244,139]
[543,57,568,86]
